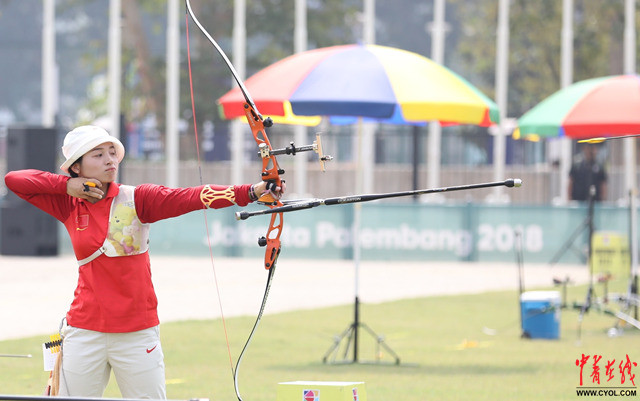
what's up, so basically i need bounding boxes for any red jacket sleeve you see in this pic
[134,183,253,224]
[4,170,72,222]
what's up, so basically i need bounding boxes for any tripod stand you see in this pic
[574,186,596,342]
[549,194,595,265]
[566,188,640,338]
[551,152,604,266]
[605,189,640,334]
[322,296,401,365]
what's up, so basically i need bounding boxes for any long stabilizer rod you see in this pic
[236,178,522,221]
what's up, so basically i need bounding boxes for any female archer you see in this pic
[3,125,284,398]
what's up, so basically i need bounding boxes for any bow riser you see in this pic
[241,102,283,270]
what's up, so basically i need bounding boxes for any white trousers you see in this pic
[58,325,166,399]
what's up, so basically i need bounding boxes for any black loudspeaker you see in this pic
[5,126,58,203]
[2,126,59,256]
[6,126,57,170]
[1,203,59,256]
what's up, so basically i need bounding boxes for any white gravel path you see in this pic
[0,254,588,341]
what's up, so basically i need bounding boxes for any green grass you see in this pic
[1,283,638,401]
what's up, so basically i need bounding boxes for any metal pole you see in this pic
[353,295,360,362]
[363,0,375,44]
[624,0,636,75]
[361,0,376,194]
[108,0,122,140]
[231,0,247,184]
[353,116,364,362]
[351,0,376,363]
[427,0,445,190]
[293,0,308,197]
[412,125,420,197]
[41,0,57,127]
[558,0,574,204]
[492,0,509,202]
[630,189,638,318]
[624,0,638,316]
[166,0,180,187]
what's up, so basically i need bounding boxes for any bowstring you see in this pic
[185,13,236,381]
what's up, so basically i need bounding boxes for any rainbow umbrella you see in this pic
[218,44,499,127]
[514,75,640,141]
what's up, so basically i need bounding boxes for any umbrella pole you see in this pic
[412,125,420,200]
[628,189,638,320]
[515,228,526,338]
[321,119,401,366]
[353,202,361,363]
[576,186,597,343]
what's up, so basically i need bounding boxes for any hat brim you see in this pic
[60,137,125,174]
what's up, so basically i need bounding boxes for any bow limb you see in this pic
[233,266,276,400]
[185,0,257,110]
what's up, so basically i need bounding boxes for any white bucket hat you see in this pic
[60,125,125,173]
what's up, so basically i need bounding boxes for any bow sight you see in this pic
[261,133,334,172]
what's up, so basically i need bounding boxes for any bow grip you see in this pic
[259,168,285,204]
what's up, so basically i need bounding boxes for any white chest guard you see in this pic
[77,185,150,266]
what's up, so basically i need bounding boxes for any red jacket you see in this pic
[4,169,252,332]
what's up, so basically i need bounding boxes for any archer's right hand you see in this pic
[67,177,104,203]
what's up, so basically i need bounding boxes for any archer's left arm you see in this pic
[135,183,253,224]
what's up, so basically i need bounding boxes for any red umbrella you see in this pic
[514,74,640,141]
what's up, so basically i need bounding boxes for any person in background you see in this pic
[568,143,607,202]
[4,125,284,399]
